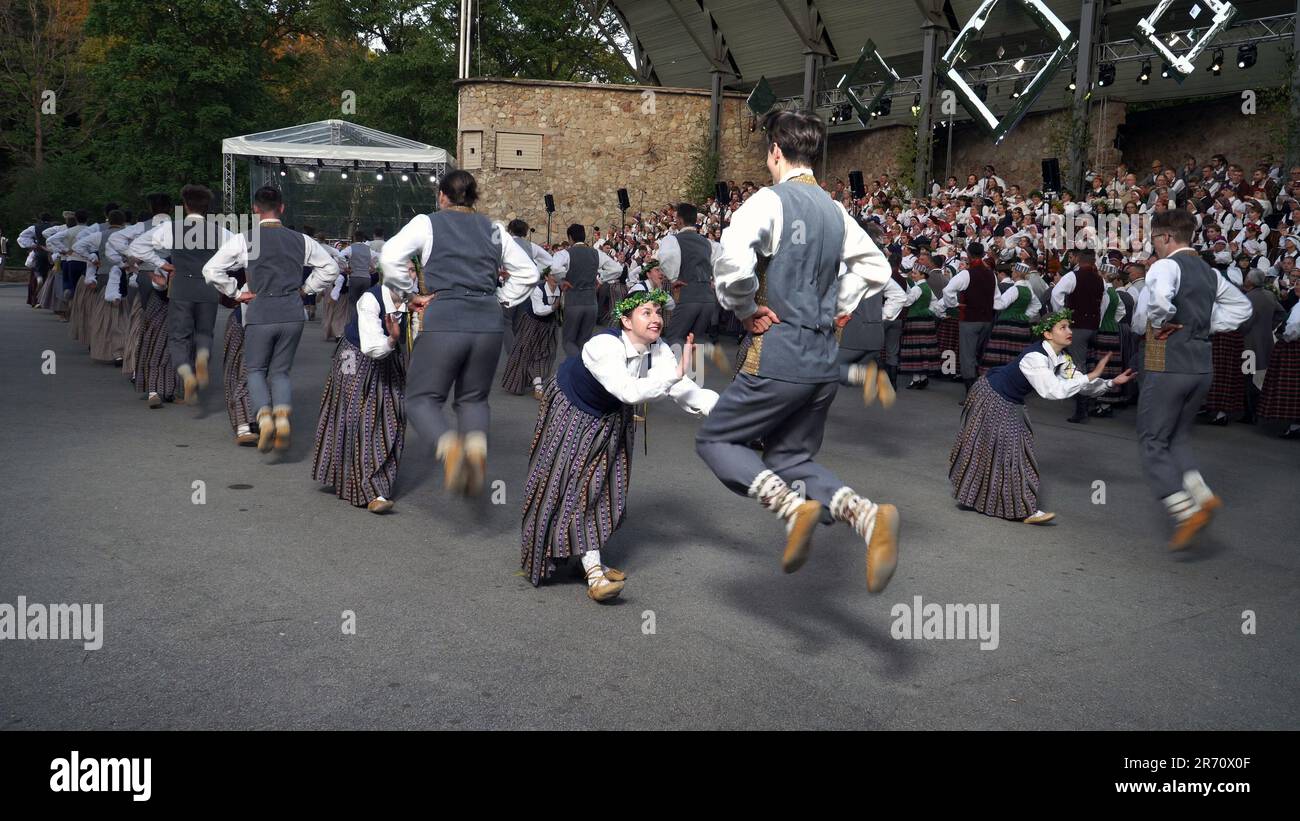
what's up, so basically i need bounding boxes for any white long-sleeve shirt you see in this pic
[1131,248,1254,335]
[16,224,59,249]
[201,219,339,298]
[127,214,235,272]
[45,225,91,261]
[530,281,561,316]
[1019,341,1115,400]
[356,286,409,359]
[581,332,717,416]
[993,280,1042,320]
[713,167,891,320]
[656,229,722,282]
[550,244,623,284]
[880,277,908,321]
[377,213,538,305]
[1283,302,1300,342]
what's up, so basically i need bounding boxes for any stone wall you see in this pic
[456,78,767,234]
[1118,94,1287,174]
[457,78,1284,232]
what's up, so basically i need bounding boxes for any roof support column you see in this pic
[1068,0,1103,194]
[914,23,942,196]
[802,51,824,111]
[1289,0,1300,169]
[710,69,724,154]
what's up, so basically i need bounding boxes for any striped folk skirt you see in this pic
[1087,329,1123,398]
[1259,339,1300,422]
[311,338,406,507]
[223,314,253,433]
[948,377,1040,521]
[980,319,1033,373]
[1204,330,1246,415]
[900,315,940,374]
[69,279,93,343]
[501,311,558,394]
[936,316,961,369]
[88,297,128,363]
[319,289,349,341]
[121,295,143,378]
[133,296,176,398]
[520,379,634,586]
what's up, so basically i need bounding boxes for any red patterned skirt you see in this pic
[1259,339,1300,422]
[1204,330,1246,415]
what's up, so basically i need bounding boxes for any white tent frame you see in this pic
[220,119,456,211]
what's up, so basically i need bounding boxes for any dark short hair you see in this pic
[74,209,88,223]
[762,109,824,167]
[439,170,478,207]
[507,218,528,237]
[253,186,282,211]
[104,203,120,217]
[108,209,125,225]
[146,192,172,216]
[352,231,368,242]
[675,202,698,225]
[1151,208,1196,244]
[859,218,886,246]
[567,223,586,243]
[966,242,984,257]
[180,184,212,215]
[373,227,386,239]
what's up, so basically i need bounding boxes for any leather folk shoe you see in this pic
[865,503,900,594]
[256,409,274,452]
[781,499,824,574]
[1168,509,1213,551]
[1023,510,1056,525]
[272,408,292,451]
[585,567,624,602]
[367,497,394,514]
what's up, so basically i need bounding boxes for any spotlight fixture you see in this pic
[1209,47,1223,75]
[973,82,988,102]
[375,172,384,181]
[306,170,316,180]
[1010,79,1025,99]
[1012,57,1026,72]
[278,160,287,177]
[429,175,437,184]
[1138,59,1151,84]
[1067,74,1076,91]
[1097,63,1115,87]
[1160,60,1172,79]
[1236,43,1256,69]
[400,172,409,182]
[910,94,921,116]
[340,170,348,179]
[874,96,892,117]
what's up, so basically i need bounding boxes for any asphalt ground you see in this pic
[0,284,1296,730]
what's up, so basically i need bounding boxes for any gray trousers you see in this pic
[167,299,218,375]
[883,319,902,368]
[696,373,844,524]
[836,345,881,385]
[502,303,522,357]
[664,301,714,346]
[561,304,597,358]
[244,321,305,411]
[959,321,992,380]
[1136,371,1212,499]
[1068,328,1097,414]
[406,330,502,446]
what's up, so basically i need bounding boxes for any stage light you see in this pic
[1138,60,1150,83]
[1010,79,1025,100]
[1067,74,1076,91]
[874,96,892,117]
[429,175,437,183]
[375,172,384,181]
[340,171,348,179]
[910,94,921,116]
[1209,48,1223,75]
[1097,63,1115,87]
[1237,43,1256,69]
[973,83,988,102]
[1160,61,1172,79]
[306,170,315,180]
[400,173,409,182]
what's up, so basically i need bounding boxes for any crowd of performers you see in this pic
[14,110,1300,605]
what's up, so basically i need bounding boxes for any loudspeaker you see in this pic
[544,193,555,214]
[716,181,730,205]
[1041,158,1062,192]
[617,188,630,211]
[849,170,865,199]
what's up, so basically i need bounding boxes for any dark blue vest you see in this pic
[525,281,557,321]
[343,284,407,350]
[557,328,624,417]
[985,342,1050,405]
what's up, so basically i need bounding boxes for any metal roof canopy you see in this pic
[609,0,1296,120]
[220,119,455,211]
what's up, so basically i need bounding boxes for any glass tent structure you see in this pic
[220,120,455,240]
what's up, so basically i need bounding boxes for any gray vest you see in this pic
[169,218,222,303]
[348,242,372,286]
[421,209,502,332]
[1162,251,1217,374]
[675,230,715,304]
[565,245,598,306]
[96,227,122,289]
[740,180,844,383]
[840,292,884,352]
[244,225,308,325]
[512,236,532,260]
